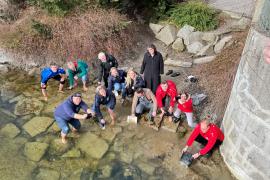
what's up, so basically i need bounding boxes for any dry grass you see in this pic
[0,6,138,65]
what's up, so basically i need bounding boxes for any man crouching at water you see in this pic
[182,117,224,159]
[92,85,116,128]
[54,92,93,144]
[40,64,66,101]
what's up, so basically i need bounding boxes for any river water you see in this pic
[0,71,235,180]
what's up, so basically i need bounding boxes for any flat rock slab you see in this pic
[0,123,20,138]
[24,142,49,162]
[77,132,109,159]
[165,59,192,68]
[139,115,163,131]
[36,168,60,180]
[14,98,44,116]
[62,148,81,158]
[23,116,54,137]
[149,23,164,34]
[136,161,156,175]
[193,56,217,64]
[161,117,180,133]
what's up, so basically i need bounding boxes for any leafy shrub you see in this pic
[167,1,218,31]
[27,0,84,16]
[31,20,53,39]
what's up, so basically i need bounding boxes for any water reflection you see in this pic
[0,71,234,180]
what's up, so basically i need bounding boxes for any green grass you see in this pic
[167,1,218,31]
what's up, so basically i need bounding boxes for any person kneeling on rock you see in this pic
[131,88,157,125]
[54,92,94,144]
[155,80,178,118]
[172,93,197,128]
[92,85,116,128]
[182,117,224,159]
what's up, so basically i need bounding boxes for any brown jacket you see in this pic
[131,88,157,115]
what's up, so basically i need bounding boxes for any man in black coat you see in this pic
[97,52,118,87]
[140,44,164,94]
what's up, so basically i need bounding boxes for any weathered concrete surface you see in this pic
[208,0,255,18]
[221,1,270,179]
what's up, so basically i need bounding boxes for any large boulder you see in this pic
[214,35,233,54]
[149,23,164,35]
[202,33,218,44]
[177,24,195,39]
[172,38,185,52]
[23,116,54,137]
[100,126,122,143]
[155,25,177,46]
[0,123,20,138]
[35,168,60,180]
[24,142,49,162]
[14,98,44,116]
[193,56,216,64]
[184,31,203,45]
[187,42,204,54]
[164,58,192,68]
[196,44,215,57]
[230,17,251,31]
[77,132,109,159]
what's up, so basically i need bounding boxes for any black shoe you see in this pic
[172,116,180,123]
[166,70,173,76]
[171,72,180,77]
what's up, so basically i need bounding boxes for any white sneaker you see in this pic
[113,90,119,97]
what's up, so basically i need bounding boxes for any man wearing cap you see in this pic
[97,52,118,87]
[54,92,93,144]
[40,64,66,101]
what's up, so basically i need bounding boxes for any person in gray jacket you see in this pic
[131,88,157,124]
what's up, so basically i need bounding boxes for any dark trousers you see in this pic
[195,134,223,155]
[145,75,161,94]
[161,96,173,116]
[103,74,109,88]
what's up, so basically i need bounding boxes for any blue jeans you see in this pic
[81,68,89,83]
[55,116,81,135]
[114,83,127,98]
[136,98,154,121]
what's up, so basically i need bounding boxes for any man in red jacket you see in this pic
[182,117,224,159]
[155,80,177,117]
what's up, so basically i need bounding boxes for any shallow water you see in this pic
[0,71,235,180]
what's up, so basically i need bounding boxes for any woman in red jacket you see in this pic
[172,93,196,128]
[182,117,224,159]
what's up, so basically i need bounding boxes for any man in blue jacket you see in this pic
[54,92,93,143]
[40,64,66,101]
[108,67,127,103]
[92,85,116,127]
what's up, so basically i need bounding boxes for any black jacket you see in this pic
[97,54,118,82]
[140,51,164,78]
[108,70,127,91]
[127,74,145,90]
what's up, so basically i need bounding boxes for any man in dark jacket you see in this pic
[108,67,127,102]
[92,85,116,127]
[140,44,164,94]
[97,52,118,87]
[54,92,93,143]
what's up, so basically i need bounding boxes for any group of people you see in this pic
[40,44,224,160]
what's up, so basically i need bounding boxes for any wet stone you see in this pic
[23,116,54,137]
[47,122,61,134]
[97,165,112,178]
[49,139,72,156]
[62,148,81,158]
[0,123,20,138]
[136,160,156,175]
[77,132,109,159]
[35,168,60,180]
[14,98,44,116]
[24,142,49,162]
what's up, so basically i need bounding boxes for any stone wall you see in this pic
[220,0,270,179]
